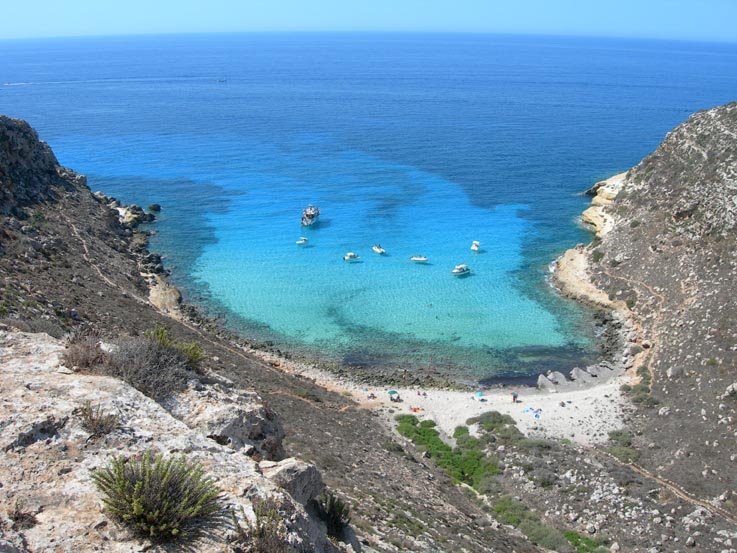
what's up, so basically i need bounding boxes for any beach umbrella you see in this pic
[388,390,399,396]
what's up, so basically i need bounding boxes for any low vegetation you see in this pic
[229,498,293,553]
[61,328,104,369]
[145,324,206,370]
[396,414,500,491]
[607,429,640,462]
[76,400,119,436]
[315,491,351,538]
[92,450,225,543]
[103,336,194,401]
[8,499,38,531]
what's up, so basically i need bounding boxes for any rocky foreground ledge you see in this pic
[0,328,339,552]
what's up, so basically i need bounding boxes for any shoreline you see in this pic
[118,172,641,446]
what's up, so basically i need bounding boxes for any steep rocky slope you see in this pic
[584,102,737,512]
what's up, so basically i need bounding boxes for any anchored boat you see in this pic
[410,255,429,264]
[343,252,360,262]
[452,263,471,276]
[301,205,320,226]
[372,244,386,255]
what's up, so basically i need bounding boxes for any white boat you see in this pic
[343,252,360,262]
[301,205,320,226]
[452,263,471,276]
[296,237,308,246]
[471,240,481,252]
[372,244,386,255]
[410,255,429,264]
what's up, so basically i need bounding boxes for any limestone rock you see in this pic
[260,458,324,505]
[0,329,335,552]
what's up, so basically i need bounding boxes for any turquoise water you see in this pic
[3,33,737,379]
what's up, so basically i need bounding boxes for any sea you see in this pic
[2,33,737,382]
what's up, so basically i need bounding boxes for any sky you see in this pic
[2,0,737,43]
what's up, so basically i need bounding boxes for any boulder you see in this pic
[537,374,556,391]
[260,458,324,505]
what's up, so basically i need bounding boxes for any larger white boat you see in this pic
[410,255,429,264]
[301,205,320,226]
[343,252,360,262]
[372,244,386,255]
[452,263,471,276]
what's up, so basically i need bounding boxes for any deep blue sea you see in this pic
[2,33,737,381]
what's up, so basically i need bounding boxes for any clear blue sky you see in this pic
[2,0,737,43]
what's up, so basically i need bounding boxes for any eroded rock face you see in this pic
[0,329,339,552]
[260,458,324,506]
[0,116,76,215]
[170,383,286,460]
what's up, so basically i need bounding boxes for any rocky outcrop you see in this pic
[580,172,628,237]
[0,329,340,552]
[576,102,737,505]
[0,116,78,215]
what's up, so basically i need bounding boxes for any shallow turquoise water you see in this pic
[3,33,737,379]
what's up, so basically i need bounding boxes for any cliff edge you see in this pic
[576,102,737,513]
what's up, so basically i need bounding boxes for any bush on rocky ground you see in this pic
[75,400,118,436]
[103,335,194,401]
[145,324,205,371]
[229,498,295,553]
[315,491,351,539]
[62,328,104,369]
[92,450,225,544]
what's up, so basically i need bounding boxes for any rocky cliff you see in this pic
[583,102,737,515]
[0,116,78,215]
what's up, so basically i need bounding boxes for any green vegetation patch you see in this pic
[92,450,225,543]
[492,496,572,551]
[395,415,499,490]
[607,429,640,462]
[564,530,608,553]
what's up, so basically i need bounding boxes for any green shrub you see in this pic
[145,324,177,349]
[518,519,571,551]
[315,491,351,538]
[419,419,437,428]
[177,341,206,369]
[396,415,500,491]
[294,388,323,403]
[144,325,205,371]
[607,445,640,462]
[591,250,604,263]
[76,401,118,436]
[229,499,293,553]
[92,450,225,543]
[564,530,608,553]
[492,496,527,526]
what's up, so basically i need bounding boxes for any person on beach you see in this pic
[511,391,519,403]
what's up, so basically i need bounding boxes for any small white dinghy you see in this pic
[471,240,481,252]
[372,244,386,255]
[296,237,309,246]
[410,255,429,264]
[343,252,360,262]
[452,263,471,276]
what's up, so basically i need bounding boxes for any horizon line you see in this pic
[1,29,736,47]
